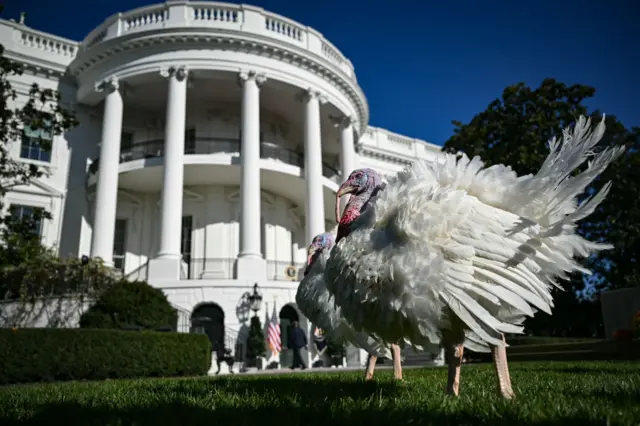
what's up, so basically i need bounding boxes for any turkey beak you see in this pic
[335,183,357,222]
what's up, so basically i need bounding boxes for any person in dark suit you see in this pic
[287,320,308,369]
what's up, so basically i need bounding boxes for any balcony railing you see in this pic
[89,137,341,183]
[185,257,235,280]
[180,257,305,281]
[80,2,354,78]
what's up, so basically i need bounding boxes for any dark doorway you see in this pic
[191,303,225,353]
[279,304,301,367]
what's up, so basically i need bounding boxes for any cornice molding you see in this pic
[69,31,368,135]
[358,146,414,166]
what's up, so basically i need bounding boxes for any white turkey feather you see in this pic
[295,247,393,359]
[325,115,623,352]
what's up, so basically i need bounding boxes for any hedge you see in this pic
[0,328,211,385]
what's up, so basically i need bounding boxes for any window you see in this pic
[121,131,134,152]
[181,216,193,277]
[184,128,196,154]
[20,121,52,163]
[113,219,127,272]
[10,204,44,236]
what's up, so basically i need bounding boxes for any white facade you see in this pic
[0,1,441,367]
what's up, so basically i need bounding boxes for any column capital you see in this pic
[238,70,267,87]
[299,88,328,105]
[94,76,119,94]
[329,114,356,129]
[160,65,189,81]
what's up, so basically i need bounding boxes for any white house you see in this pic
[0,1,441,368]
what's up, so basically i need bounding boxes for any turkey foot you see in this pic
[445,344,464,396]
[492,337,515,400]
[391,344,403,381]
[365,354,377,381]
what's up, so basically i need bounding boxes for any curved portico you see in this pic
[74,1,365,280]
[2,0,442,368]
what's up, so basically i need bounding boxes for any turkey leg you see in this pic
[491,336,515,400]
[445,343,464,396]
[364,354,377,381]
[391,344,403,381]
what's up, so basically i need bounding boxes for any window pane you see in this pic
[184,129,196,154]
[113,219,127,256]
[39,149,51,162]
[20,136,52,163]
[10,204,44,236]
[114,257,124,271]
[113,219,127,272]
[121,132,134,150]
[181,216,193,256]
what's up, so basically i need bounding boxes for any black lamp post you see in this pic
[247,283,263,315]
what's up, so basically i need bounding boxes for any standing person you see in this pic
[287,320,308,369]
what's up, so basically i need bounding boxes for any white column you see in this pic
[332,115,358,217]
[148,65,188,281]
[157,65,188,258]
[236,70,267,281]
[302,88,326,246]
[338,116,357,180]
[90,77,123,266]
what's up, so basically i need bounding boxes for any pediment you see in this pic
[9,179,63,198]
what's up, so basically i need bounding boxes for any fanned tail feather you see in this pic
[325,115,623,353]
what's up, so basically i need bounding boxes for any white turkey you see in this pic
[325,115,624,399]
[296,232,405,380]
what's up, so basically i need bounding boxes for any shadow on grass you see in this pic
[0,402,610,426]
[516,365,640,376]
[567,388,640,410]
[1,376,635,426]
[167,375,403,402]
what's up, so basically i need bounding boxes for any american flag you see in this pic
[267,306,281,354]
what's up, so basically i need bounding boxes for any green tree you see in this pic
[0,36,78,264]
[442,78,639,336]
[245,316,266,364]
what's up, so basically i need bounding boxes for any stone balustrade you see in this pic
[80,1,355,79]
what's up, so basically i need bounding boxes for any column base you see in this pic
[147,255,183,281]
[236,255,266,281]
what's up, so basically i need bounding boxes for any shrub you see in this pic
[0,328,211,385]
[0,255,117,302]
[245,316,266,365]
[79,280,177,330]
[0,256,118,328]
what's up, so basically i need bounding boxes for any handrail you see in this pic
[225,326,244,362]
[185,257,235,280]
[182,258,306,281]
[79,2,354,78]
[89,137,341,182]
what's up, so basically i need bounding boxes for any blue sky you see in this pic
[5,0,638,145]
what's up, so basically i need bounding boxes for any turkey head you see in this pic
[304,232,335,276]
[335,168,383,242]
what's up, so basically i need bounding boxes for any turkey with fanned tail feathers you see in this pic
[325,115,624,399]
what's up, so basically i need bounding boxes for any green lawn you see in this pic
[1,361,639,426]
